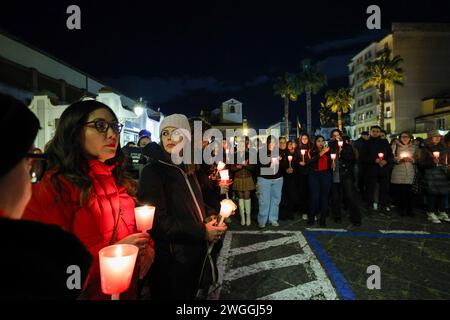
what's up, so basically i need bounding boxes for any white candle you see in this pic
[433,151,440,159]
[400,152,408,159]
[99,244,139,299]
[338,141,344,148]
[135,206,155,232]
[219,169,229,182]
[218,199,237,226]
[217,161,226,171]
[288,155,293,168]
[300,149,306,162]
[378,153,384,160]
[330,153,337,160]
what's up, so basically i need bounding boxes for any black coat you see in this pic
[138,142,211,299]
[418,141,450,195]
[360,137,394,177]
[0,218,92,300]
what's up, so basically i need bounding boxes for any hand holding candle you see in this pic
[433,151,440,166]
[217,161,226,171]
[330,153,337,170]
[301,149,306,162]
[219,169,229,183]
[135,206,155,232]
[288,155,293,168]
[99,244,139,300]
[218,199,237,226]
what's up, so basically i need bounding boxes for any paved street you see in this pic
[211,206,450,300]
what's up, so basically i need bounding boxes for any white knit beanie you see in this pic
[159,114,191,137]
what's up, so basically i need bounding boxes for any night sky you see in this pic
[1,0,450,129]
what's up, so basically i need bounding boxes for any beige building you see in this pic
[415,95,450,133]
[347,23,450,139]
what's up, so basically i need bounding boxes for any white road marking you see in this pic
[210,231,338,300]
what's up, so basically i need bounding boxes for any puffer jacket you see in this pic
[23,160,138,299]
[391,141,417,185]
[418,140,450,195]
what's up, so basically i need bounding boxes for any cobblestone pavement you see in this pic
[210,206,450,300]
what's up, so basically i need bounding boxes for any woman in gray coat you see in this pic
[391,132,417,217]
[417,131,450,224]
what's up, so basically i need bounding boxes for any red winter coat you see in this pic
[23,160,140,299]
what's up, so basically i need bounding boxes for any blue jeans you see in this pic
[258,177,283,225]
[309,170,332,219]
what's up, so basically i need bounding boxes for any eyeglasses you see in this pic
[26,153,48,184]
[85,120,124,134]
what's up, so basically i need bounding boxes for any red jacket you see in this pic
[23,160,139,299]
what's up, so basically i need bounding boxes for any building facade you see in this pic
[347,23,450,139]
[0,30,161,147]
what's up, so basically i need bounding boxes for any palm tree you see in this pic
[298,59,327,136]
[274,73,302,137]
[363,47,404,129]
[321,88,353,132]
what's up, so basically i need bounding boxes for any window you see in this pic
[229,105,236,113]
[386,123,391,133]
[386,106,391,118]
[437,118,446,130]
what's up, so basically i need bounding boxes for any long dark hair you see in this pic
[312,135,325,151]
[46,100,136,205]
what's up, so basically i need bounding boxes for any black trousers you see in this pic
[366,175,390,207]
[280,174,298,219]
[330,176,362,224]
[392,184,413,215]
[298,174,309,214]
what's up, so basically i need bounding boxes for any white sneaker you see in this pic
[427,212,442,224]
[373,203,378,211]
[437,212,450,222]
[270,221,279,227]
[385,206,391,212]
[302,214,308,221]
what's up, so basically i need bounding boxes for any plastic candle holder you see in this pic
[135,206,155,232]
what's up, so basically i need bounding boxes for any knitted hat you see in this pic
[0,94,40,179]
[159,114,191,137]
[427,130,442,138]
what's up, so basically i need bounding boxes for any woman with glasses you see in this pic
[23,100,154,300]
[390,132,417,217]
[0,93,92,299]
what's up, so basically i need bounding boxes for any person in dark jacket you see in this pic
[360,125,394,213]
[353,131,369,193]
[279,139,300,220]
[256,136,287,228]
[138,114,227,300]
[328,130,362,226]
[0,93,92,300]
[417,130,450,224]
[308,135,333,227]
[298,133,312,221]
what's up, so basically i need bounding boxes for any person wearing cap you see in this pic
[0,93,92,299]
[417,130,450,224]
[23,100,154,299]
[138,114,227,300]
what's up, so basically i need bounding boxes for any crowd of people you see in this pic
[1,92,449,300]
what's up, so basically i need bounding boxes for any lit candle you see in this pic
[219,169,229,182]
[288,155,293,168]
[400,152,408,159]
[433,151,440,159]
[135,206,155,232]
[217,161,226,171]
[99,244,139,300]
[218,199,237,226]
[331,153,337,171]
[378,153,384,160]
[338,141,344,148]
[301,149,306,162]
